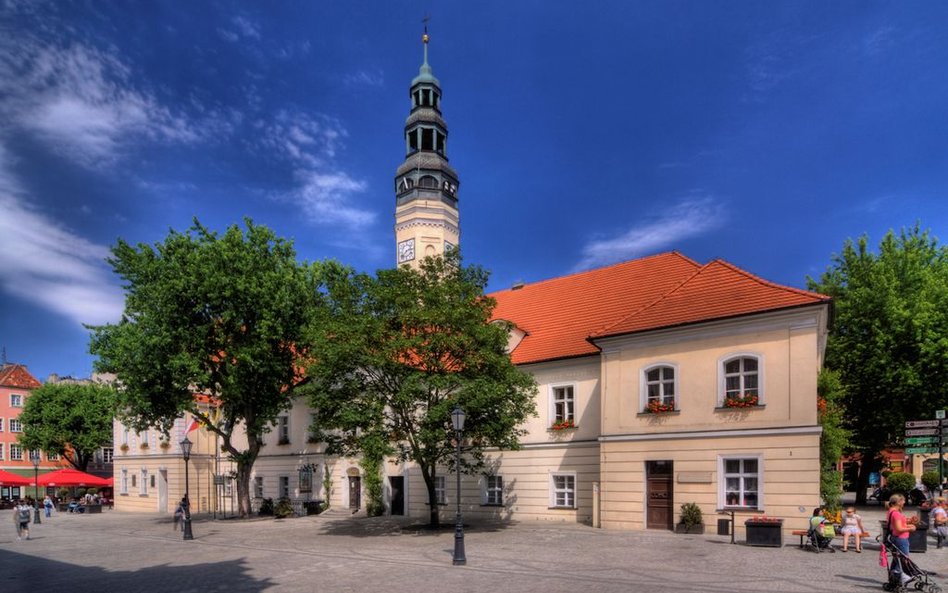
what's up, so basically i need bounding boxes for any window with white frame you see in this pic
[10,419,22,432]
[279,476,290,498]
[120,469,128,494]
[0,417,4,431]
[484,475,503,506]
[551,384,575,427]
[550,473,576,508]
[277,416,289,444]
[10,444,23,460]
[122,429,129,445]
[720,456,761,509]
[643,364,677,412]
[299,467,313,493]
[254,476,264,498]
[434,475,446,504]
[721,355,761,405]
[140,468,148,495]
[0,443,4,460]
[47,451,60,461]
[10,393,23,407]
[102,448,114,463]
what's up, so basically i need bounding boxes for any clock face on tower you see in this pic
[397,238,415,263]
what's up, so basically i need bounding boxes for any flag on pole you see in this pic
[186,418,200,433]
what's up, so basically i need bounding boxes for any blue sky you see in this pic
[2,1,947,381]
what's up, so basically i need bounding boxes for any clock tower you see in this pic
[394,29,460,268]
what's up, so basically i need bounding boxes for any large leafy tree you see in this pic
[89,219,322,517]
[303,252,537,526]
[18,383,116,472]
[809,225,948,503]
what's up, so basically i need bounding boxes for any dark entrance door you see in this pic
[348,476,361,510]
[389,476,405,515]
[646,460,674,530]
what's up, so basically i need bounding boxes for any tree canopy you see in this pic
[302,252,537,526]
[88,219,322,516]
[17,382,116,472]
[808,224,948,503]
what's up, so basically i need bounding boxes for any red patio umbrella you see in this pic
[0,468,32,486]
[36,468,112,487]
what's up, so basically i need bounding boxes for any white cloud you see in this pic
[0,36,216,167]
[0,145,123,325]
[345,70,385,88]
[218,15,261,43]
[573,197,726,271]
[290,171,374,228]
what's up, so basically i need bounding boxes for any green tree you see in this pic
[88,219,321,517]
[303,252,537,526]
[809,224,948,504]
[18,383,116,471]
[817,370,850,513]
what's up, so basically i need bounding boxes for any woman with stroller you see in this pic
[886,494,916,557]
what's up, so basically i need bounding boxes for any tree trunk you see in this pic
[222,429,261,518]
[854,449,880,505]
[420,464,440,527]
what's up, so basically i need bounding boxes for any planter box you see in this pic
[675,524,705,534]
[745,520,783,547]
[881,521,928,553]
[85,504,103,514]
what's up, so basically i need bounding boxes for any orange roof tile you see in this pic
[0,363,42,389]
[489,253,829,365]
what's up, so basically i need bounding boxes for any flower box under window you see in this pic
[723,393,760,409]
[645,400,676,414]
[550,419,576,431]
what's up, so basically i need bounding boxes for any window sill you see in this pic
[714,404,765,411]
[637,410,680,417]
[480,503,504,507]
[277,440,291,446]
[548,506,577,511]
[717,507,763,513]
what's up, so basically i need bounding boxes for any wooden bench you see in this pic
[792,529,870,548]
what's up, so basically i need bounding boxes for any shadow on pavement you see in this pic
[0,548,272,592]
[314,515,515,538]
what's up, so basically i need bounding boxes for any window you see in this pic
[275,416,289,445]
[151,474,156,488]
[10,444,23,460]
[46,451,60,461]
[131,474,137,488]
[307,413,319,443]
[0,417,4,431]
[280,476,290,498]
[551,384,575,425]
[419,175,438,189]
[10,393,23,407]
[299,467,313,492]
[484,475,503,506]
[102,448,114,463]
[434,475,446,505]
[140,469,148,495]
[721,355,761,404]
[550,473,576,508]
[0,443,4,460]
[10,419,22,433]
[122,429,129,445]
[120,469,128,494]
[720,456,762,509]
[642,364,677,412]
[254,476,264,498]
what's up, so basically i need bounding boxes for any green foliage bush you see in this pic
[885,472,916,496]
[921,470,941,492]
[679,502,703,526]
[258,497,274,516]
[274,496,294,518]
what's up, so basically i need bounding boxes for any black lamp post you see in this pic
[180,436,194,540]
[31,451,41,524]
[451,405,466,566]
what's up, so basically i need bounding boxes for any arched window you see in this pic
[641,364,677,412]
[720,355,762,407]
[419,175,438,189]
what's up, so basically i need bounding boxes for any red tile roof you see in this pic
[489,252,829,365]
[0,363,41,389]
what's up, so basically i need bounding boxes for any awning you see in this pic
[36,468,112,487]
[0,469,33,487]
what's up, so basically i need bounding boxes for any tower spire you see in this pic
[393,24,460,268]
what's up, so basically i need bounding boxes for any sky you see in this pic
[1,1,947,382]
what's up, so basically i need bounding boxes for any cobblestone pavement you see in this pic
[0,506,945,593]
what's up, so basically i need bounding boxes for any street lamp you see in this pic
[451,405,466,566]
[31,451,41,524]
[180,436,194,540]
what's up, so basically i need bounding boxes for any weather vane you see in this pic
[422,15,430,43]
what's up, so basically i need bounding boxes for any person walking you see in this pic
[931,497,948,549]
[43,495,54,518]
[839,506,865,552]
[14,500,32,540]
[173,498,185,531]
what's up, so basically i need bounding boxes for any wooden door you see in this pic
[348,476,361,510]
[646,460,673,530]
[389,476,405,515]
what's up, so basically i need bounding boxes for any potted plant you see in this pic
[550,419,576,431]
[159,440,171,450]
[675,502,704,534]
[646,400,676,414]
[723,393,759,408]
[744,515,783,547]
[119,443,129,453]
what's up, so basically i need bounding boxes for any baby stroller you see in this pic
[881,535,941,592]
[805,524,836,553]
